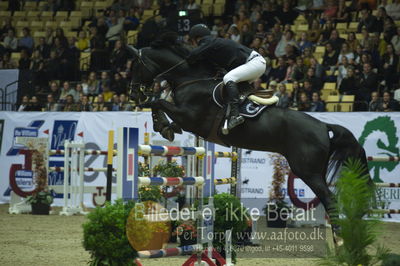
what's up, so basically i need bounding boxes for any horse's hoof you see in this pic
[169,123,182,134]
[161,127,175,142]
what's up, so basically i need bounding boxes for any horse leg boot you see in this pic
[152,109,170,132]
[225,81,245,131]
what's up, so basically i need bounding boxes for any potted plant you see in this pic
[26,148,53,215]
[175,219,198,247]
[27,189,54,215]
[264,153,290,228]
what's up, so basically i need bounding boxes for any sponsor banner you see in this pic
[0,112,399,221]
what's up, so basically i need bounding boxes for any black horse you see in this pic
[129,41,372,230]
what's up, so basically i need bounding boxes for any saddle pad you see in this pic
[212,82,267,118]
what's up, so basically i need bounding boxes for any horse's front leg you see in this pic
[151,100,185,141]
[151,107,170,133]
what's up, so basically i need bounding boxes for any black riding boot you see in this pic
[225,81,245,130]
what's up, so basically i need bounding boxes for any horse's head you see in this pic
[128,46,161,89]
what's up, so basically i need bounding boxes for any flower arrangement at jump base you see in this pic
[173,219,198,246]
[264,153,290,227]
[25,141,54,215]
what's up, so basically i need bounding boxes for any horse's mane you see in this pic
[150,31,189,58]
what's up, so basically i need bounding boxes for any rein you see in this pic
[173,77,220,91]
[154,59,187,81]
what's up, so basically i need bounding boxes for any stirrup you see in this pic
[228,115,244,130]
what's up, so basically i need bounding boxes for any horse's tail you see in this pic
[326,124,371,186]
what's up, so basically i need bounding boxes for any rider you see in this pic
[187,24,266,131]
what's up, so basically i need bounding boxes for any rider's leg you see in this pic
[223,53,266,130]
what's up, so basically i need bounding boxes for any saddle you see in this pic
[212,82,279,118]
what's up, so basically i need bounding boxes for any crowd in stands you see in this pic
[1,0,400,112]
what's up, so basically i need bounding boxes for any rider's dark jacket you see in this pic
[186,36,253,71]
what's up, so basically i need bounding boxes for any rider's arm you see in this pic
[186,37,214,64]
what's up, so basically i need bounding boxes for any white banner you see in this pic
[0,111,399,221]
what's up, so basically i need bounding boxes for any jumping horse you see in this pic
[129,38,372,238]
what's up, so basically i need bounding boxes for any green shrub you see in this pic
[321,159,390,266]
[82,199,137,266]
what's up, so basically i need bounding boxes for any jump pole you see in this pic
[106,130,114,202]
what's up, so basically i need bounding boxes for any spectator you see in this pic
[308,20,322,43]
[369,91,381,111]
[297,92,311,111]
[4,29,18,52]
[338,42,355,63]
[292,57,308,82]
[309,57,324,79]
[0,52,16,69]
[380,43,399,89]
[321,0,339,20]
[262,1,279,29]
[149,82,161,102]
[290,80,302,106]
[357,8,379,33]
[78,95,93,111]
[303,79,315,99]
[111,94,120,111]
[1,18,15,39]
[283,56,296,83]
[335,0,352,23]
[45,28,54,46]
[359,62,379,103]
[36,37,51,59]
[106,16,123,50]
[271,23,283,43]
[339,66,360,95]
[269,56,287,82]
[268,80,278,91]
[236,11,251,32]
[391,26,400,55]
[63,94,78,111]
[90,26,108,71]
[44,94,59,111]
[119,94,133,111]
[302,47,313,67]
[159,0,177,18]
[309,92,325,112]
[328,30,346,52]
[347,32,360,52]
[47,81,60,101]
[385,0,400,20]
[18,27,34,52]
[124,7,140,31]
[76,31,90,51]
[30,49,46,89]
[254,23,267,40]
[322,42,339,71]
[67,37,81,81]
[240,24,253,47]
[275,30,297,57]
[44,50,60,81]
[54,28,68,48]
[93,94,107,111]
[297,32,313,54]
[160,80,173,102]
[376,7,393,33]
[98,71,110,93]
[378,91,400,111]
[60,81,78,102]
[306,67,323,91]
[265,33,278,58]
[26,96,42,111]
[18,49,31,70]
[102,83,114,102]
[87,71,99,95]
[228,25,241,43]
[319,19,335,44]
[337,55,351,86]
[274,83,290,108]
[18,95,30,112]
[111,72,128,95]
[276,0,298,25]
[96,17,109,37]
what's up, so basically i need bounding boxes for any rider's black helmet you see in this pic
[189,24,211,40]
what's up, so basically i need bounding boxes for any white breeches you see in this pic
[223,51,266,84]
